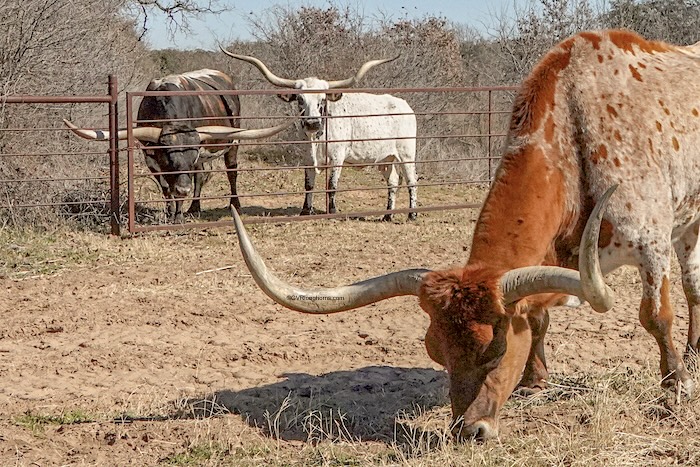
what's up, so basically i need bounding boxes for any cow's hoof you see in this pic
[661,369,695,402]
[408,212,418,221]
[381,214,393,222]
[514,381,546,397]
[300,208,314,216]
[187,203,201,215]
[513,387,542,398]
[679,377,695,400]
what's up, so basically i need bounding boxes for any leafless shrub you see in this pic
[0,0,155,228]
[601,0,700,45]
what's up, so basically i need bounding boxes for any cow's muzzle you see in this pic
[173,175,192,197]
[451,418,498,442]
[301,118,322,133]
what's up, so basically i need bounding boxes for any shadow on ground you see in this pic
[198,205,305,222]
[173,365,448,442]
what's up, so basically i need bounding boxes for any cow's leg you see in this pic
[187,168,208,216]
[328,164,343,215]
[224,146,241,211]
[301,167,316,215]
[160,180,175,223]
[401,159,419,221]
[517,305,550,394]
[161,179,179,224]
[638,248,694,397]
[672,219,700,359]
[379,162,399,222]
[173,200,185,223]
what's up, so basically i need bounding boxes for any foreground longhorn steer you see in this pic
[229,29,700,441]
[66,70,291,223]
[221,50,418,221]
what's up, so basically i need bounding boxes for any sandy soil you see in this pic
[0,196,695,465]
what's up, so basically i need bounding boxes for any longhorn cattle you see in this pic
[228,29,700,441]
[221,50,418,221]
[65,69,290,223]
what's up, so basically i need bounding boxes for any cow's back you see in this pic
[327,93,416,163]
[137,69,240,129]
[558,31,700,235]
[472,30,700,270]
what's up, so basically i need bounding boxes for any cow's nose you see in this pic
[452,419,498,442]
[174,185,191,196]
[302,118,322,131]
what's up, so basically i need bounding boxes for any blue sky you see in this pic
[144,0,525,50]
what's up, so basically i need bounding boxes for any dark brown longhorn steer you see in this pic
[65,69,291,222]
[229,29,700,441]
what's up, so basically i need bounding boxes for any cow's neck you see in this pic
[467,143,571,271]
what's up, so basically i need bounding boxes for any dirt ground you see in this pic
[1,179,698,466]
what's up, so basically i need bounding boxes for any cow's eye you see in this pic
[476,319,507,369]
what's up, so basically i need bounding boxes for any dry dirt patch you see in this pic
[1,185,700,465]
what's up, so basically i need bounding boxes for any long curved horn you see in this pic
[63,119,161,143]
[578,185,617,312]
[196,119,295,142]
[500,185,618,313]
[220,48,297,88]
[63,119,130,141]
[326,55,400,89]
[230,206,430,313]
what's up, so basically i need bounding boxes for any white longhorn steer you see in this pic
[221,50,418,221]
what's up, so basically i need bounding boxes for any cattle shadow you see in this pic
[172,365,449,443]
[198,205,304,222]
[198,205,391,223]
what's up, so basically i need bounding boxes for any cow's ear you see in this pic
[278,93,296,103]
[327,92,343,102]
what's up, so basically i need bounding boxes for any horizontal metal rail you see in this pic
[133,178,490,206]
[0,175,109,183]
[128,85,519,97]
[129,202,483,233]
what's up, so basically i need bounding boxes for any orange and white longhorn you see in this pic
[230,30,700,441]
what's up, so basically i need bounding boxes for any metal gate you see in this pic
[123,85,518,233]
[0,76,120,234]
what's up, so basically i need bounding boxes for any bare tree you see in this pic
[490,0,601,83]
[126,0,228,39]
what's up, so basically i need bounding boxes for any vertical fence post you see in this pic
[487,90,493,181]
[324,109,330,215]
[108,75,120,236]
[126,93,135,233]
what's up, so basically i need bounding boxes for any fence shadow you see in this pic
[173,365,448,442]
[198,205,306,222]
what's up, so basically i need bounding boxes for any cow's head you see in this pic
[140,122,211,197]
[228,186,617,441]
[277,78,340,135]
[63,118,294,194]
[219,49,397,136]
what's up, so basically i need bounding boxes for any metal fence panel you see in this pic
[0,82,518,235]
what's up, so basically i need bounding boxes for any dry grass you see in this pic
[20,367,695,466]
[161,366,700,466]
